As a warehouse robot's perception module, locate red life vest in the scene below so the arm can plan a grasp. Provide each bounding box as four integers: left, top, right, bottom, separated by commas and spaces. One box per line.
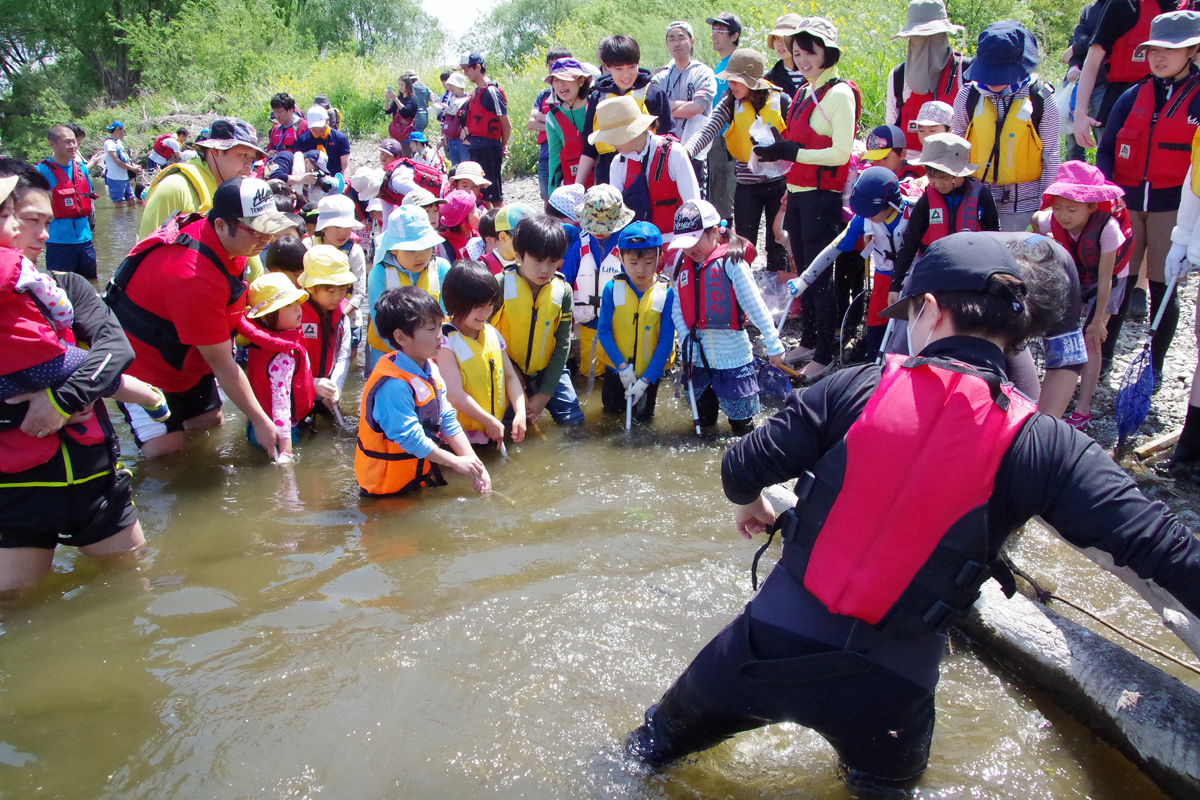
1107, 0, 1159, 84
0, 248, 66, 374
105, 214, 247, 372
621, 137, 684, 236
39, 159, 93, 220
921, 180, 984, 249
1046, 199, 1134, 285
1113, 74, 1200, 190
894, 53, 967, 151
269, 119, 307, 152
536, 90, 552, 145
298, 298, 346, 379
676, 244, 743, 331
440, 229, 471, 263
785, 78, 862, 192
378, 157, 445, 206
481, 252, 505, 275
246, 325, 316, 427
548, 105, 592, 188
0, 406, 108, 474
466, 83, 508, 141
151, 133, 176, 160
776, 354, 1036, 640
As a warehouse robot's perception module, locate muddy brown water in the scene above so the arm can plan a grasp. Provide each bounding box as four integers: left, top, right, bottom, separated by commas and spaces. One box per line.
1, 201, 1196, 799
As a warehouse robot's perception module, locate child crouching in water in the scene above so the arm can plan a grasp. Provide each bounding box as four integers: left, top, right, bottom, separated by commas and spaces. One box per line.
356, 286, 490, 496
243, 273, 315, 463
668, 200, 785, 433
438, 260, 527, 448
597, 222, 676, 421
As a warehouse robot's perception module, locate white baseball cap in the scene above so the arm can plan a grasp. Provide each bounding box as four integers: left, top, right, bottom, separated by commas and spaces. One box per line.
306, 105, 329, 127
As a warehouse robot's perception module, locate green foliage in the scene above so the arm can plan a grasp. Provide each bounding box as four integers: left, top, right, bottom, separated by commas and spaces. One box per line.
465, 0, 579, 66
296, 0, 445, 57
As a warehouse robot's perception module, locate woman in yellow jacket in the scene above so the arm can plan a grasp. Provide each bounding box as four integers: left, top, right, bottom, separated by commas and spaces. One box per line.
684, 49, 793, 278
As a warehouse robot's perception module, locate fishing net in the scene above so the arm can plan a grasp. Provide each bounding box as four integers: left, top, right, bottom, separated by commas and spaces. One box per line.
1114, 343, 1155, 446
757, 359, 791, 402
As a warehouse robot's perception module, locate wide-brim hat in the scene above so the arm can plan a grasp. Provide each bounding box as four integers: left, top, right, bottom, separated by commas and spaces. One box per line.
576, 184, 635, 237
1043, 160, 1125, 204
350, 168, 384, 201
1135, 10, 1200, 57
452, 161, 492, 187
446, 72, 469, 90
879, 231, 1023, 319
767, 13, 804, 49
196, 117, 266, 157
300, 245, 356, 288
892, 0, 964, 39
316, 194, 364, 231
588, 96, 657, 147
965, 20, 1039, 86
247, 273, 309, 319
907, 132, 979, 177
717, 49, 770, 91
380, 205, 445, 253
545, 57, 591, 84
794, 17, 841, 52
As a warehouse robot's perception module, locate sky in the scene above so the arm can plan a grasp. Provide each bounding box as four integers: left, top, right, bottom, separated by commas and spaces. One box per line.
424, 0, 498, 46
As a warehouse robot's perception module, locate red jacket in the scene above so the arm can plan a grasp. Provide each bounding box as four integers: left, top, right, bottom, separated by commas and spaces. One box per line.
1113, 74, 1200, 190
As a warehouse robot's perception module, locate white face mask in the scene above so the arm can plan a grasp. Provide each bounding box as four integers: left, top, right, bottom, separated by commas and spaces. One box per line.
906, 300, 929, 356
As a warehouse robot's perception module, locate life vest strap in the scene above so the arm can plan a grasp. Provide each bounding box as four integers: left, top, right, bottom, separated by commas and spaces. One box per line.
902, 356, 1009, 410
356, 438, 418, 461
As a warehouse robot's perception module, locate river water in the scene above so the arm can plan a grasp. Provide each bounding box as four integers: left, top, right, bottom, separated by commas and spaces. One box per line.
1, 201, 1195, 799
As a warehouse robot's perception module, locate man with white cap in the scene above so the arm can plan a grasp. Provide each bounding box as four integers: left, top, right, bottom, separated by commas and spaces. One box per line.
107, 177, 294, 459
885, 0, 971, 156
294, 106, 351, 177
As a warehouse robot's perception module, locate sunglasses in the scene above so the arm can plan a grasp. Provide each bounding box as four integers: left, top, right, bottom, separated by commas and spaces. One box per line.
236, 222, 273, 240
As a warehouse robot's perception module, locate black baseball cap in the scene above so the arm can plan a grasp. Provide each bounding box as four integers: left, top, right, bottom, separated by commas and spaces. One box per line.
878, 232, 1024, 319
706, 13, 743, 36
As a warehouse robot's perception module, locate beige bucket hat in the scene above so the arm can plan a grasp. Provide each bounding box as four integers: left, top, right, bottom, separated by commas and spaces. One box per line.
767, 13, 803, 50
587, 96, 657, 147
717, 49, 770, 91
908, 133, 979, 177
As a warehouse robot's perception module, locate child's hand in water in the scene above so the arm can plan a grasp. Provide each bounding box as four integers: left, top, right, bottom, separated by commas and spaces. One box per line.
484, 416, 505, 442
510, 416, 527, 443
472, 466, 492, 494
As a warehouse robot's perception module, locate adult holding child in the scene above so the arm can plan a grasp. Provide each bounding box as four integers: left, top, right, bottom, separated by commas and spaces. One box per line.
753, 17, 860, 380
885, 0, 971, 158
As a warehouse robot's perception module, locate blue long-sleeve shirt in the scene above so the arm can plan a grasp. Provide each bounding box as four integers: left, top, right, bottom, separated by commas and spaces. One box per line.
670, 254, 785, 369
560, 231, 616, 331
372, 350, 462, 459
597, 280, 677, 384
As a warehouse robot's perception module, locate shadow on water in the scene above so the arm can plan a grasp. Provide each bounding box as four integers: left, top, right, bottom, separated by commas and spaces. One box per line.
0, 201, 1185, 799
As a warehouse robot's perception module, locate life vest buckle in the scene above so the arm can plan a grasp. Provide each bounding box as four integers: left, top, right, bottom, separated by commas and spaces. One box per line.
954, 560, 986, 588
921, 600, 955, 630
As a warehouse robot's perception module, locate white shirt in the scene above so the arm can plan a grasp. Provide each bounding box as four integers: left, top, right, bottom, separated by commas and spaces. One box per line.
103, 137, 131, 179
607, 134, 701, 241
147, 136, 182, 166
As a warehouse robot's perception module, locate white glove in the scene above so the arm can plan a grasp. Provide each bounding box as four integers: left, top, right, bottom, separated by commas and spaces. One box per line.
626, 377, 650, 405
617, 364, 636, 390
786, 274, 813, 297
1165, 242, 1190, 287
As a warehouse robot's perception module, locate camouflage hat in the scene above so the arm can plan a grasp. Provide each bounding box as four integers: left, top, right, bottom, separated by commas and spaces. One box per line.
575, 184, 635, 238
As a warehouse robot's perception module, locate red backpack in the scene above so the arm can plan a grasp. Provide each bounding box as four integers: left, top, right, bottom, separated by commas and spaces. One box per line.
378, 157, 445, 205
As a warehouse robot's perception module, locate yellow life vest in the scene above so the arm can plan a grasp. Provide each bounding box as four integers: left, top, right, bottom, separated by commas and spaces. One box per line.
724, 90, 786, 164
595, 86, 650, 155
491, 267, 567, 375
965, 92, 1042, 186
366, 262, 443, 353
1191, 128, 1200, 197
145, 161, 217, 213
602, 275, 672, 375
355, 355, 447, 496
442, 323, 507, 433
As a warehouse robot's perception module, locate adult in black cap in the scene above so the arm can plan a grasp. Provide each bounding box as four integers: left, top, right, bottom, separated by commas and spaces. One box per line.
625, 231, 1200, 792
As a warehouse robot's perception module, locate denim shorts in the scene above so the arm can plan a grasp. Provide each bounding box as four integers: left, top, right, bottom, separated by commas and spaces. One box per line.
105, 176, 135, 202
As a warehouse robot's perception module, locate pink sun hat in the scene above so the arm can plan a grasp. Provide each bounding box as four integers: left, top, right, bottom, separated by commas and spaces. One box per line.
440, 189, 477, 229
1043, 161, 1125, 204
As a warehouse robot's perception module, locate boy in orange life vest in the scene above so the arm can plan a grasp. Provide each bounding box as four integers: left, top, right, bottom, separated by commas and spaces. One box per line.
490, 214, 582, 425
590, 96, 700, 242
242, 273, 314, 463
575, 34, 675, 187
298, 245, 355, 414
893, 134, 999, 305
1098, 10, 1200, 391
356, 286, 490, 496
626, 231, 1200, 791
1030, 162, 1129, 430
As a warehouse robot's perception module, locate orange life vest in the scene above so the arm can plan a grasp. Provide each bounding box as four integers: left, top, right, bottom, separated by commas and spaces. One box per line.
355, 354, 448, 496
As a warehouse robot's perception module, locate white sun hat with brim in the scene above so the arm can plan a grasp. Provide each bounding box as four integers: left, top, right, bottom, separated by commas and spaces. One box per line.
316, 194, 364, 232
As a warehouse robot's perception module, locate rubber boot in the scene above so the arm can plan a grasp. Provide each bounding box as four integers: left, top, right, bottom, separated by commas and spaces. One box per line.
729, 417, 755, 435
1169, 405, 1200, 476
1149, 280, 1179, 392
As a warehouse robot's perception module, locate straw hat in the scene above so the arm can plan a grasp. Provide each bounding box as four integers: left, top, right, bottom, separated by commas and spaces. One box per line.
300, 245, 356, 288
717, 49, 770, 91
316, 194, 363, 231
1043, 161, 1125, 204
767, 13, 804, 50
576, 184, 635, 238
247, 273, 309, 319
452, 161, 492, 187
907, 133, 979, 177
587, 96, 657, 147
892, 0, 964, 39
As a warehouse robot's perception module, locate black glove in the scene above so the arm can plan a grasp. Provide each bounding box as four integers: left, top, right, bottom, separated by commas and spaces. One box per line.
752, 128, 800, 163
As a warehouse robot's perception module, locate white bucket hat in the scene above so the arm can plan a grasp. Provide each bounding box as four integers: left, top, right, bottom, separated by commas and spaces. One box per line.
316, 194, 363, 232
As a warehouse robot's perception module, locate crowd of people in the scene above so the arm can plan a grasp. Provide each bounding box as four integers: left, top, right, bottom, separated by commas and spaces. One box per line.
8, 0, 1200, 792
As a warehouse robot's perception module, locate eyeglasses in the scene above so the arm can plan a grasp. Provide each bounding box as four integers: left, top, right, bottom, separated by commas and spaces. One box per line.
236, 222, 271, 240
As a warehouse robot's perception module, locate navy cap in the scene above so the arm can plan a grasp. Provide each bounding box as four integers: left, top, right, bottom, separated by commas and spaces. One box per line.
878, 231, 1024, 319
616, 221, 663, 250
460, 52, 485, 67
706, 12, 743, 36
965, 20, 1039, 87
849, 166, 902, 219
864, 125, 906, 159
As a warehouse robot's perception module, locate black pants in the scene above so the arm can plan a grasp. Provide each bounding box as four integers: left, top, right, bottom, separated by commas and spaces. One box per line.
690, 158, 708, 199
1150, 280, 1180, 376
784, 190, 844, 365
734, 178, 788, 272
631, 612, 935, 781
693, 385, 754, 434
600, 370, 659, 420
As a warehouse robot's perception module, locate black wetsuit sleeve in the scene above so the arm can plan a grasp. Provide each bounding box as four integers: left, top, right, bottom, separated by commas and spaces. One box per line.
892, 194, 930, 292
995, 413, 1200, 616
978, 185, 1000, 232
722, 365, 880, 505
581, 92, 600, 161
646, 83, 674, 139
51, 272, 135, 415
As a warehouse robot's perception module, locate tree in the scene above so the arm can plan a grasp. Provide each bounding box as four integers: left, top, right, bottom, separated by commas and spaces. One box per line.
466, 0, 578, 67
296, 0, 445, 58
